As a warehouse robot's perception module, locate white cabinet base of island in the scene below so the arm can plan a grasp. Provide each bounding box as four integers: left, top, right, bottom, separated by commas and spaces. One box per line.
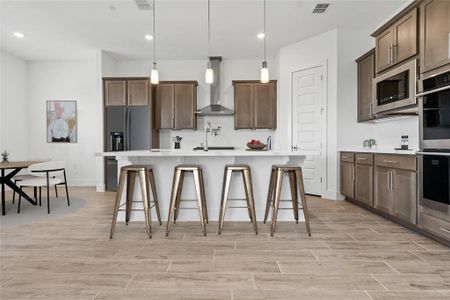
100, 150, 312, 223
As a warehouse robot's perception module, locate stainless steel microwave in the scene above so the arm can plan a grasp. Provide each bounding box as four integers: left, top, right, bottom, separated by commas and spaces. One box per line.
373, 60, 417, 114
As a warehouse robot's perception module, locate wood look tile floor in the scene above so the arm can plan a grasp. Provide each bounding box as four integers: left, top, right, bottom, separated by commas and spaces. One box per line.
1, 187, 449, 300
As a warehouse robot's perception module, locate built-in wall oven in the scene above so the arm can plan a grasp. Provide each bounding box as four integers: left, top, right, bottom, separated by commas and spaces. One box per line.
373, 59, 417, 113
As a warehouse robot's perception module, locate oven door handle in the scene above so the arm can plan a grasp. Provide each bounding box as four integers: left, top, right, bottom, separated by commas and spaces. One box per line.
416, 85, 450, 98
417, 152, 450, 156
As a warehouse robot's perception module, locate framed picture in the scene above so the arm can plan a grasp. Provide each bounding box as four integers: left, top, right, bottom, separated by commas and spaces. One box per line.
46, 100, 77, 143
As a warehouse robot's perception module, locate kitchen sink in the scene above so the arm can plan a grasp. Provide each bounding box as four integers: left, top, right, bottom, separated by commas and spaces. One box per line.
193, 146, 235, 151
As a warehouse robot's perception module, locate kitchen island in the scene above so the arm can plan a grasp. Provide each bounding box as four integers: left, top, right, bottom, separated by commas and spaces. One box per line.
99, 149, 312, 222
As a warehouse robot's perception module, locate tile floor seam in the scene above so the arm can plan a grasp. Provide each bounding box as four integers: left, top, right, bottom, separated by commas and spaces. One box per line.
213, 249, 216, 261
276, 260, 283, 273
165, 260, 172, 273
370, 274, 389, 291
408, 250, 426, 262
363, 290, 375, 300
251, 273, 257, 290
230, 288, 233, 300
310, 250, 320, 261
92, 289, 103, 300
383, 260, 402, 275
124, 273, 137, 289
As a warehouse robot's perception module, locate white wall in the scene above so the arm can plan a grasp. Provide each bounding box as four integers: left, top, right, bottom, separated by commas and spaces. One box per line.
27, 59, 98, 186
276, 29, 339, 199
0, 51, 28, 160
106, 58, 276, 150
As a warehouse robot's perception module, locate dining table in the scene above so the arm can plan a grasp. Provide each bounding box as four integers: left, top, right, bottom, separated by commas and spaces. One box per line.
0, 161, 44, 215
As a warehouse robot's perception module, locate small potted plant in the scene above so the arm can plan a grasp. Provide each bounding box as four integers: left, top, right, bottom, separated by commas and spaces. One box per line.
1, 150, 9, 163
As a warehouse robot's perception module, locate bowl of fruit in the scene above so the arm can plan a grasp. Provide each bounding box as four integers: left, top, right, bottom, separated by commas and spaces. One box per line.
246, 139, 267, 150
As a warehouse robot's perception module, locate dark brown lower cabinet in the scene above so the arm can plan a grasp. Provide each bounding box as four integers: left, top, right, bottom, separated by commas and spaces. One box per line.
374, 166, 392, 214
355, 164, 373, 206
340, 162, 355, 199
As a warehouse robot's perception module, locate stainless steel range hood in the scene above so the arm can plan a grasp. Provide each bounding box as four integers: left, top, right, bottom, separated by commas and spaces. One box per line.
196, 56, 234, 116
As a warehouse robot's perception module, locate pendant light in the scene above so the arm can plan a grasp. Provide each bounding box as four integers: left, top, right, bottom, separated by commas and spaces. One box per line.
205, 0, 214, 84
150, 0, 159, 84
260, 0, 269, 83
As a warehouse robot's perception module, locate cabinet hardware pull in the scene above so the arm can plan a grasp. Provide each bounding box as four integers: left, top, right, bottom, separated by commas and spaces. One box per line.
440, 227, 450, 234
388, 45, 391, 63
369, 103, 373, 117
390, 170, 394, 190
357, 157, 367, 160
352, 166, 355, 181
383, 160, 399, 164
392, 44, 397, 62
387, 170, 391, 190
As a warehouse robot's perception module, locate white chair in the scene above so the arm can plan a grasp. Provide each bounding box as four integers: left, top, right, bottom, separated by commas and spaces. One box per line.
17, 161, 70, 214
12, 175, 60, 204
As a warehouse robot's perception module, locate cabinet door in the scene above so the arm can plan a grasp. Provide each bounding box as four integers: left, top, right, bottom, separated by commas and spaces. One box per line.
127, 80, 149, 106
254, 82, 277, 129
234, 84, 254, 129
174, 83, 196, 129
420, 0, 450, 73
357, 51, 375, 122
340, 162, 355, 199
154, 84, 174, 129
105, 80, 126, 106
392, 169, 417, 224
393, 9, 418, 64
374, 166, 392, 214
376, 28, 394, 73
355, 164, 373, 206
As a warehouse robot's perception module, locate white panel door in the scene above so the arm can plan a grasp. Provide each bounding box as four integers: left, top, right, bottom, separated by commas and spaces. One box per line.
292, 66, 325, 196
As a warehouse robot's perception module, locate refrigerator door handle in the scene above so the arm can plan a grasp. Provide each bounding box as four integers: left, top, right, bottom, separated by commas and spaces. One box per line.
126, 107, 131, 150
124, 107, 129, 150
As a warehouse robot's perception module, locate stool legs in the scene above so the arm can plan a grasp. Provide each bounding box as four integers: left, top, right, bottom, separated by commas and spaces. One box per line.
139, 170, 152, 239
243, 169, 258, 234
295, 169, 311, 236
264, 169, 276, 224
110, 169, 127, 239
166, 169, 182, 237
125, 172, 136, 225
193, 169, 207, 236
271, 170, 284, 237
173, 171, 185, 224
199, 169, 208, 224
218, 168, 232, 235
148, 170, 162, 225
289, 172, 299, 224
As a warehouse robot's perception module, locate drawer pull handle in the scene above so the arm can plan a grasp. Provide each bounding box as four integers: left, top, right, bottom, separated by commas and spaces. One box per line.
357, 157, 367, 160
383, 160, 399, 164
440, 227, 450, 234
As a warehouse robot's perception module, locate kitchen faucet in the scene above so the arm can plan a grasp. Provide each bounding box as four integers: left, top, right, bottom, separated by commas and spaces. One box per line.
203, 122, 221, 151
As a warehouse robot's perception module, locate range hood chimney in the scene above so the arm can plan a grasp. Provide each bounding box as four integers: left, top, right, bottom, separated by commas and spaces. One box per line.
196, 56, 234, 116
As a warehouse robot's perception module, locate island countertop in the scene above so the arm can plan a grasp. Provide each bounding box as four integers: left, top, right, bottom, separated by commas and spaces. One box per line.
99, 149, 315, 157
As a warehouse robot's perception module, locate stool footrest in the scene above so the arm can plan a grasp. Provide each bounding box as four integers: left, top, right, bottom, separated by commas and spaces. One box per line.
227, 206, 250, 209
226, 198, 248, 201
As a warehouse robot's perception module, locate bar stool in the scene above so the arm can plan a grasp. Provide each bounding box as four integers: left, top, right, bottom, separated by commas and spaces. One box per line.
110, 165, 162, 239
264, 165, 311, 237
218, 164, 258, 234
166, 165, 208, 237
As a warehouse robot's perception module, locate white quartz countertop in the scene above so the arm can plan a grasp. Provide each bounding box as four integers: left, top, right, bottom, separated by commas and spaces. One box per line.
99, 149, 315, 157
339, 147, 418, 155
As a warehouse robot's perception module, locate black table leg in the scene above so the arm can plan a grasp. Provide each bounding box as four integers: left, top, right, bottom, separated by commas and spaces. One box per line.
0, 168, 37, 215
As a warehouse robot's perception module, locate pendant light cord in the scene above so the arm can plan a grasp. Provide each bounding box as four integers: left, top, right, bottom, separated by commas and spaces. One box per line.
153, 0, 157, 63
263, 0, 267, 62
208, 0, 211, 59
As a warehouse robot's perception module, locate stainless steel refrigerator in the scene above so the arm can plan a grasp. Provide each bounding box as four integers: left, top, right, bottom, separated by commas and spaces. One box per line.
105, 106, 151, 191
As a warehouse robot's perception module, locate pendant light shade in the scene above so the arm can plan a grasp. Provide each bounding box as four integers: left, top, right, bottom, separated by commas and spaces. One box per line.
260, 61, 269, 83
151, 0, 159, 84
151, 62, 159, 84
205, 0, 213, 84
205, 61, 214, 84
260, 0, 269, 83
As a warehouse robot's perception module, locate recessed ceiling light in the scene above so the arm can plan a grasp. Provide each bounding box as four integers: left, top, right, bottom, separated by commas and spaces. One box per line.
257, 32, 265, 39
145, 34, 153, 41
13, 32, 25, 38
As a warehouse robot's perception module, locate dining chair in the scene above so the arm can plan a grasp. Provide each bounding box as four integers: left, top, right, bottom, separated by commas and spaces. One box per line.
17, 161, 70, 214
12, 175, 59, 204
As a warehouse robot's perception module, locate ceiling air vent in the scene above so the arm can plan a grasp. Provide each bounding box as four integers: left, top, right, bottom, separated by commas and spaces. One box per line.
313, 3, 330, 13
134, 0, 152, 10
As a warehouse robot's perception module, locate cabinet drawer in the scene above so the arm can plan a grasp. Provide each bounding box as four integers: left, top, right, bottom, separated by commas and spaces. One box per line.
375, 154, 416, 171
355, 153, 374, 165
341, 152, 354, 163
419, 212, 450, 241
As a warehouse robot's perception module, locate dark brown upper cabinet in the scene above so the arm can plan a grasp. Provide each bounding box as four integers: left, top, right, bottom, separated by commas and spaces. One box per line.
374, 8, 417, 73
420, 0, 450, 74
356, 49, 375, 122
154, 81, 197, 130
233, 80, 277, 130
104, 79, 150, 107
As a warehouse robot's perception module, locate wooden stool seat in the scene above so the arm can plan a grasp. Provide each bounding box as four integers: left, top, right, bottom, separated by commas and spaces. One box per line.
110, 165, 162, 239
218, 164, 257, 234
166, 165, 208, 236
264, 165, 311, 237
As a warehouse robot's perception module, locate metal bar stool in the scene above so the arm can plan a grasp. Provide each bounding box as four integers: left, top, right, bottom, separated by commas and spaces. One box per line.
166, 165, 208, 237
264, 165, 311, 237
218, 164, 258, 235
110, 165, 162, 239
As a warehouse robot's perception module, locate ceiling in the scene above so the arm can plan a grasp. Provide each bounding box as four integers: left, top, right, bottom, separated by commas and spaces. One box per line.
1, 0, 406, 61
